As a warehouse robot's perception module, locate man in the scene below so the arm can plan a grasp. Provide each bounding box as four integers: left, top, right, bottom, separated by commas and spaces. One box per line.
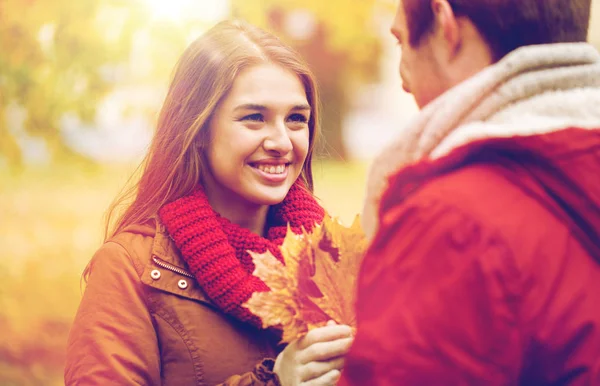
341, 0, 600, 384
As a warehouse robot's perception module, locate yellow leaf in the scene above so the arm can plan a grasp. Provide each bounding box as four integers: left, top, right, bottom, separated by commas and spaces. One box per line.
243, 214, 367, 343
306, 215, 366, 328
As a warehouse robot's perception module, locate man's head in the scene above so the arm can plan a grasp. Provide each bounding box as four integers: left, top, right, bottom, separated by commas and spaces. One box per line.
392, 0, 593, 108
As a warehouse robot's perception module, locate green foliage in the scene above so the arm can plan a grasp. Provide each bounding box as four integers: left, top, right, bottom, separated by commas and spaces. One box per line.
0, 0, 389, 165
0, 0, 147, 166
0, 0, 210, 167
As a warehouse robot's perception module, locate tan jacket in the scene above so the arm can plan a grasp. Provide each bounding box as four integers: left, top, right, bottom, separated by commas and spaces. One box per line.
65, 220, 281, 385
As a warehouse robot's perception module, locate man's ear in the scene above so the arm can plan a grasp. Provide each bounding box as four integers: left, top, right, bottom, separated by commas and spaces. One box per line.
431, 0, 461, 60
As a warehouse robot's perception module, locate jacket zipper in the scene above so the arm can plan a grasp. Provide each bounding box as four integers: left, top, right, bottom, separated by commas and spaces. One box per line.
152, 256, 195, 279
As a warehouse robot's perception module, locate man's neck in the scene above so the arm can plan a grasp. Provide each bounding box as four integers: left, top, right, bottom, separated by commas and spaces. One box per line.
448, 19, 494, 90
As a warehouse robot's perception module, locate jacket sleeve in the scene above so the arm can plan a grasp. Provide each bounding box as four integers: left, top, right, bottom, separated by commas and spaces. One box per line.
65, 241, 161, 385
218, 359, 281, 386
340, 198, 523, 386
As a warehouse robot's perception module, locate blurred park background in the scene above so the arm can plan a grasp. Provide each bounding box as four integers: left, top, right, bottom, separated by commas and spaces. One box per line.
2, 0, 600, 384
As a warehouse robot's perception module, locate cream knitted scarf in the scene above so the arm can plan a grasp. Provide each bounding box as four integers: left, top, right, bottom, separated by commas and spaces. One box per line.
363, 43, 600, 240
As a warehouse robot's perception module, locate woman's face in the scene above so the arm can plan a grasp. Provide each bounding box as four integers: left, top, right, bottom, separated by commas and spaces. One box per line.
203, 63, 311, 210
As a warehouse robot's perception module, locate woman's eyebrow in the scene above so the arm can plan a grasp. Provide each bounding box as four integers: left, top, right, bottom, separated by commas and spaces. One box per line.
233, 103, 267, 112
291, 104, 311, 111
233, 103, 311, 112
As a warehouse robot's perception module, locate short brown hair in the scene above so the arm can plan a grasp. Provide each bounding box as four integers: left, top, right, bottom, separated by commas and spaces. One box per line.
403, 0, 592, 61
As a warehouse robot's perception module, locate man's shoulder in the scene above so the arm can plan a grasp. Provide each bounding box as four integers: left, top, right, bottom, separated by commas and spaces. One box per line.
384, 162, 552, 238
415, 163, 522, 212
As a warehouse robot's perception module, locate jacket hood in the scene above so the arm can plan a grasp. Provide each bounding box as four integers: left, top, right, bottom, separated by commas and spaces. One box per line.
495, 128, 600, 262
384, 127, 600, 263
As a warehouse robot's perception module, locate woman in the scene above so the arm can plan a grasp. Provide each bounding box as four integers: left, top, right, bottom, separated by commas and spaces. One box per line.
65, 20, 353, 385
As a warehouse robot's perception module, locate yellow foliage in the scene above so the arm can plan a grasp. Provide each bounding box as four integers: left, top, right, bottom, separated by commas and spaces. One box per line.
243, 214, 367, 343
232, 0, 386, 83
0, 0, 191, 165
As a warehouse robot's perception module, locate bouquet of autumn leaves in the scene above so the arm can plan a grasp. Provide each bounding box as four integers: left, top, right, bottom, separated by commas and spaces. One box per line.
243, 215, 368, 343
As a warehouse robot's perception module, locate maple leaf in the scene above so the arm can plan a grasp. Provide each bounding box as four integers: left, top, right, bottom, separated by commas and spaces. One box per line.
306, 215, 366, 328
243, 215, 367, 343
244, 227, 330, 343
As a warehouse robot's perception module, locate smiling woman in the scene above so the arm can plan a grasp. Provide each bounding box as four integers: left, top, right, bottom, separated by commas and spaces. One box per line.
64, 19, 354, 386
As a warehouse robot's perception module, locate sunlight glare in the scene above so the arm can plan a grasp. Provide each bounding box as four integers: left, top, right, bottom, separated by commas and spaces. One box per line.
142, 0, 229, 22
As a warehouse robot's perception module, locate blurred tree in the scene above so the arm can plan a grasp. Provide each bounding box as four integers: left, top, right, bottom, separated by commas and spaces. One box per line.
0, 0, 141, 165
0, 0, 386, 166
0, 0, 151, 167
231, 0, 383, 160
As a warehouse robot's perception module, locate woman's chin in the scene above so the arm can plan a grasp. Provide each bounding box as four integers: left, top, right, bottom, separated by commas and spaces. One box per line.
245, 185, 290, 206
253, 194, 287, 206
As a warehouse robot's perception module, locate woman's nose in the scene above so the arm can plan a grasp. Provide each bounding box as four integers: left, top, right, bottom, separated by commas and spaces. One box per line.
263, 121, 293, 154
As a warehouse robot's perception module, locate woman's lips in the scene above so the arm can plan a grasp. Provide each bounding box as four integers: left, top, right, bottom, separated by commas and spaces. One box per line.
249, 162, 289, 183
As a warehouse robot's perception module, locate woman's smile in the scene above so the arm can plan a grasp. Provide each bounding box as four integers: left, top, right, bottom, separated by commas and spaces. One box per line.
248, 160, 291, 183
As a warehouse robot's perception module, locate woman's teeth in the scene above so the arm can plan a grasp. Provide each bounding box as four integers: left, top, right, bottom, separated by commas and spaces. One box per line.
256, 164, 286, 174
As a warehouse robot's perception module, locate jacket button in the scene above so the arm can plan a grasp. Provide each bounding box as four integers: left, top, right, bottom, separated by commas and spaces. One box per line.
150, 270, 161, 280
178, 279, 188, 289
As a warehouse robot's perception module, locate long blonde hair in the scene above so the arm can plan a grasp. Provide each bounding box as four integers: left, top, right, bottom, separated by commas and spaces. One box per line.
105, 20, 321, 240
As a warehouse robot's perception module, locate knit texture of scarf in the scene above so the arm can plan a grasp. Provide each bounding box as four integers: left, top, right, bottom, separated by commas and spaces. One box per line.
362, 42, 600, 240
158, 181, 325, 328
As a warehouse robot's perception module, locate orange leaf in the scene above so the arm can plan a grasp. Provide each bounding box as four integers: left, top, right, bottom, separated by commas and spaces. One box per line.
243, 215, 367, 343
306, 215, 366, 328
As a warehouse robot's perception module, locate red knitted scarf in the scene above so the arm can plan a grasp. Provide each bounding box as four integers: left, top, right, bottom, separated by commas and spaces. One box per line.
158, 181, 325, 328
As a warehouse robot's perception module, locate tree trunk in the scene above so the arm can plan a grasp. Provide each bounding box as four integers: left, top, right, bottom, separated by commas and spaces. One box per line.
318, 82, 347, 160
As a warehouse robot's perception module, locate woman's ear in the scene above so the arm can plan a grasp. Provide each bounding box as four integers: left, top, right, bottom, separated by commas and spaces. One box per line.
431, 0, 462, 60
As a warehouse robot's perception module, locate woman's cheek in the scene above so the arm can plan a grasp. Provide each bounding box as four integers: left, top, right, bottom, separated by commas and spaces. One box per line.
293, 128, 310, 159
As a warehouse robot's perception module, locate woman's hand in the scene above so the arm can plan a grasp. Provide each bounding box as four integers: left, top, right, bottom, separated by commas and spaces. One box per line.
274, 321, 354, 386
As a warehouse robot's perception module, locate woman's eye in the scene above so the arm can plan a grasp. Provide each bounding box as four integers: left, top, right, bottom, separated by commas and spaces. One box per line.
241, 113, 264, 122
288, 113, 308, 123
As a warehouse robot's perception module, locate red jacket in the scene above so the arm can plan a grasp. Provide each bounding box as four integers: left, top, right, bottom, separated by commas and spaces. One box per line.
341, 128, 600, 385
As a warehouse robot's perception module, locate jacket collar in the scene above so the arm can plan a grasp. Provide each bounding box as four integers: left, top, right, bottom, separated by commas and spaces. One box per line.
118, 218, 192, 271
122, 218, 215, 306
151, 218, 186, 268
